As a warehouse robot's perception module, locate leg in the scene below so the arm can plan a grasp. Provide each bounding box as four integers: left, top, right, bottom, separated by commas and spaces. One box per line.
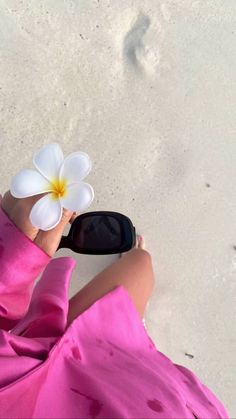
66, 242, 155, 330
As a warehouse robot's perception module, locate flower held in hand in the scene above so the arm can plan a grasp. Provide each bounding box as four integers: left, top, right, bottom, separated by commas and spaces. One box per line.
10, 143, 94, 231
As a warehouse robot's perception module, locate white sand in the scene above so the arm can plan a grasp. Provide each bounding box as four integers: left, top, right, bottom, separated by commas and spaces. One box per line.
0, 0, 235, 415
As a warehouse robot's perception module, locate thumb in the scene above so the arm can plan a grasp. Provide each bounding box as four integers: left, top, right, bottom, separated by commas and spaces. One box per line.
69, 211, 78, 224
34, 207, 74, 257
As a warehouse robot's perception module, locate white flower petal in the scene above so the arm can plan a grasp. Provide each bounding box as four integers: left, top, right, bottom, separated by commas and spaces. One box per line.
60, 182, 94, 212
10, 169, 54, 198
59, 151, 92, 184
33, 143, 64, 182
29, 194, 63, 231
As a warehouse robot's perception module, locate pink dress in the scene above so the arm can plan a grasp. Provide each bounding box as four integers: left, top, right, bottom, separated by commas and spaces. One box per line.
0, 205, 229, 419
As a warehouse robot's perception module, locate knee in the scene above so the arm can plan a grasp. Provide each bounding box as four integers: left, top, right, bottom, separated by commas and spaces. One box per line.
132, 247, 152, 263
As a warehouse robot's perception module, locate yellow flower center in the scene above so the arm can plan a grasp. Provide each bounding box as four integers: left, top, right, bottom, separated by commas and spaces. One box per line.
50, 178, 67, 200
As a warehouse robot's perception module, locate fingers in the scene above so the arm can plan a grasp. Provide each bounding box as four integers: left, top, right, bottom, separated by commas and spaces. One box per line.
34, 207, 74, 257
1, 190, 51, 239
1, 189, 80, 257
1, 190, 78, 224
1, 190, 48, 217
1, 190, 18, 213
0, 191, 39, 240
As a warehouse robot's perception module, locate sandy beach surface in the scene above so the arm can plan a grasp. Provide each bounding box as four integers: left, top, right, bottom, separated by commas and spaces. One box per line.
0, 0, 235, 416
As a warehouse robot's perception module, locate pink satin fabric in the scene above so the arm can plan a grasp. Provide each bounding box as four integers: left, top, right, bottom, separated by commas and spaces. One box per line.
0, 205, 229, 418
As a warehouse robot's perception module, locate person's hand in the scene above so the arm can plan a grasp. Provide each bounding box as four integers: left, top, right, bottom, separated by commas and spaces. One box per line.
0, 190, 78, 257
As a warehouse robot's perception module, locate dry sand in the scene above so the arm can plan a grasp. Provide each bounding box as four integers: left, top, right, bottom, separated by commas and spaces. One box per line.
0, 0, 235, 415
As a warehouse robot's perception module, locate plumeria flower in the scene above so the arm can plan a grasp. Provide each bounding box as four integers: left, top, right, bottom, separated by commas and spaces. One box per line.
10, 143, 94, 231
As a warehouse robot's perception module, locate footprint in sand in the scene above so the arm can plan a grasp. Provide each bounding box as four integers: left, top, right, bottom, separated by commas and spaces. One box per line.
123, 12, 161, 75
